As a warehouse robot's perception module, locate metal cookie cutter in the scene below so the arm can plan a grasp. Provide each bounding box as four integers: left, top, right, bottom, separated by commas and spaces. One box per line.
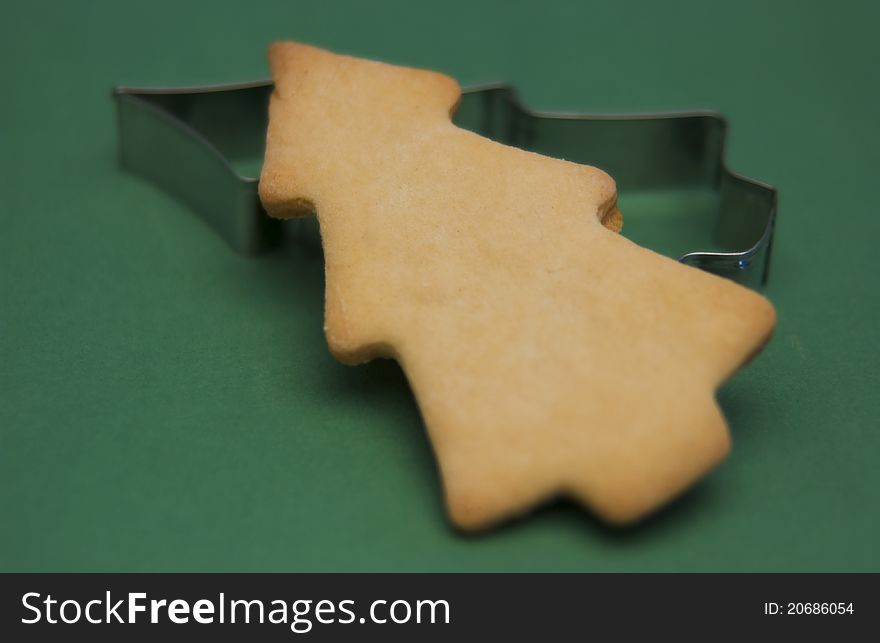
112, 81, 777, 287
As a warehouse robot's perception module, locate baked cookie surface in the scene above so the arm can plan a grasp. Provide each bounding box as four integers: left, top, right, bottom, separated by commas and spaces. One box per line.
259, 42, 776, 530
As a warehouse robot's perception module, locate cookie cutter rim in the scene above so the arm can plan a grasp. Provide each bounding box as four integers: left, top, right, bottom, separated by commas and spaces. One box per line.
112, 80, 777, 288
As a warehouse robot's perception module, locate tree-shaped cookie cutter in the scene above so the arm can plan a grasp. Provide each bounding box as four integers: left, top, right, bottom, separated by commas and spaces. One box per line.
112, 80, 776, 287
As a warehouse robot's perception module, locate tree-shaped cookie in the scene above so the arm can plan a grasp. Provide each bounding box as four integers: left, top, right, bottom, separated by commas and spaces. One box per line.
259, 42, 776, 530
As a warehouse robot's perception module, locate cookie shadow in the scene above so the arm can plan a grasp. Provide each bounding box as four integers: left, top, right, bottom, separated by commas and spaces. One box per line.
494, 477, 719, 546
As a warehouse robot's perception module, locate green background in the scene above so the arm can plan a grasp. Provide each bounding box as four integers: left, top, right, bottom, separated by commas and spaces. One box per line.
2, 0, 878, 571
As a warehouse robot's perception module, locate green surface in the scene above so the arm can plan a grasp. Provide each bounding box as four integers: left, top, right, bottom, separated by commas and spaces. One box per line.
2, 0, 879, 572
